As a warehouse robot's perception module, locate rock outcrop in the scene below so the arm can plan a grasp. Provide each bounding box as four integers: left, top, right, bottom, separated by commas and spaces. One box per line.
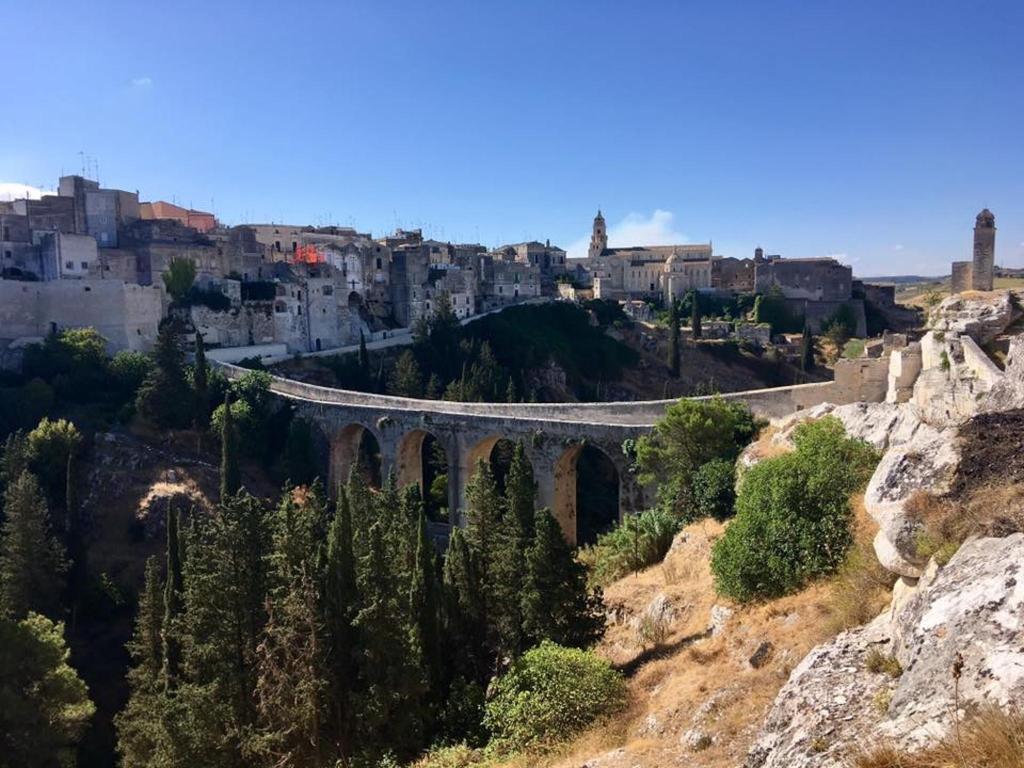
746, 534, 1024, 767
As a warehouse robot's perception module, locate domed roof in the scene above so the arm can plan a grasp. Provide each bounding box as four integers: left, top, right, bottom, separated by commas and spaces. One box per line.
976, 208, 995, 227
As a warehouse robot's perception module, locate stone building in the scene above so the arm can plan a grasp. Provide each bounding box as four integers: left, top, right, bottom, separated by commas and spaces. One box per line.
140, 200, 217, 233
951, 209, 996, 293
581, 210, 716, 302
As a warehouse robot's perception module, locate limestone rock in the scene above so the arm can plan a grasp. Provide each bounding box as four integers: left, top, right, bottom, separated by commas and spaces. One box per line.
745, 534, 1024, 766
708, 604, 734, 637
882, 534, 1024, 750
863, 426, 960, 574
928, 291, 1020, 345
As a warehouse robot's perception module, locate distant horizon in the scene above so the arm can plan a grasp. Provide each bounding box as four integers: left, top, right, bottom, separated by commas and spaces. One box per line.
3, 2, 1023, 273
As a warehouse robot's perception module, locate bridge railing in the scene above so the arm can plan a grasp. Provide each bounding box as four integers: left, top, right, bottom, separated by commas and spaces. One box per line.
214, 361, 839, 425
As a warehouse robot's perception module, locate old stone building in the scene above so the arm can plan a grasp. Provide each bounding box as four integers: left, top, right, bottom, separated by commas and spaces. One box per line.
951, 209, 996, 293
582, 210, 716, 301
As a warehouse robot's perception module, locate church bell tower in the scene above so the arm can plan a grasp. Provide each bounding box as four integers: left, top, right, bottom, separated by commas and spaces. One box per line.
588, 209, 608, 259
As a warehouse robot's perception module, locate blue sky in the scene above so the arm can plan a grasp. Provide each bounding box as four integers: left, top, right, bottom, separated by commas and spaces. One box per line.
3, 0, 1023, 275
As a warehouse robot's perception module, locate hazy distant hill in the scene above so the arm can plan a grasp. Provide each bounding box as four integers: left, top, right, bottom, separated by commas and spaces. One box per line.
859, 274, 944, 285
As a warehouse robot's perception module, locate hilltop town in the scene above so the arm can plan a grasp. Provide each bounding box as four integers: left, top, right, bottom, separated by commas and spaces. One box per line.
1, 175, 919, 370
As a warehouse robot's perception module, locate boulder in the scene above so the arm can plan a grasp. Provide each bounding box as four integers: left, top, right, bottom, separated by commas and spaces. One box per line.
863, 426, 960, 575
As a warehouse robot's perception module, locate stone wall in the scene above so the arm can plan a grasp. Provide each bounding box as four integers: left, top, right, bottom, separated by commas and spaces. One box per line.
951, 260, 972, 293
0, 278, 162, 352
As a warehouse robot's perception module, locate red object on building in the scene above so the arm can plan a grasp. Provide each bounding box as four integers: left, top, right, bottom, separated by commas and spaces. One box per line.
139, 200, 217, 233
292, 243, 324, 264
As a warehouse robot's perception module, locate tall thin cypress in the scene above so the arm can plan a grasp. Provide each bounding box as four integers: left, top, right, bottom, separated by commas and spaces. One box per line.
667, 301, 681, 377
193, 330, 209, 429
162, 505, 183, 689
220, 394, 240, 502
409, 511, 442, 705
690, 291, 702, 340
800, 323, 814, 372
325, 485, 358, 758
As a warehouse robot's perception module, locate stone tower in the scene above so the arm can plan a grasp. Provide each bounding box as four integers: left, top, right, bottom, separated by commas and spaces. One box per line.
972, 208, 996, 291
588, 209, 607, 259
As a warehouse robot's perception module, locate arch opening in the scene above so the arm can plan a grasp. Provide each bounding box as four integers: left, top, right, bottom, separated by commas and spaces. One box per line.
330, 423, 382, 491
553, 443, 620, 546
396, 430, 451, 523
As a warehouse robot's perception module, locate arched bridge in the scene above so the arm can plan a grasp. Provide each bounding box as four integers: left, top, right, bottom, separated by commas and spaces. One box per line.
217, 364, 837, 544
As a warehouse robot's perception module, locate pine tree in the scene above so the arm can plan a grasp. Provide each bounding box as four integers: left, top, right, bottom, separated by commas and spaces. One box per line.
324, 486, 358, 759
690, 290, 703, 339
409, 512, 442, 711
521, 508, 604, 649
505, 377, 518, 403
136, 321, 193, 429
389, 349, 423, 398
162, 505, 183, 689
0, 471, 67, 620
425, 373, 442, 400
193, 330, 210, 429
800, 322, 814, 372
667, 301, 681, 377
220, 394, 240, 502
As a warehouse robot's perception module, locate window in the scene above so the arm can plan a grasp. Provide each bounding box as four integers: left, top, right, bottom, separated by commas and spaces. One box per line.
81, 261, 88, 269
275, 301, 287, 313
297, 290, 302, 300
376, 258, 382, 269
297, 306, 302, 315
292, 241, 297, 252
65, 261, 74, 269
275, 241, 281, 252
3, 250, 10, 260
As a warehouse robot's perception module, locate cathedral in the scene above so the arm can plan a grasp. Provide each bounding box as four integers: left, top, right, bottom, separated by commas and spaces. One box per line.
584, 209, 716, 301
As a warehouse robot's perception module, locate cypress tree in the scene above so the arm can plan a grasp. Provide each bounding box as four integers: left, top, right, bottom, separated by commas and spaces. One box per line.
353, 522, 424, 761
690, 290, 703, 339
0, 471, 67, 620
162, 505, 183, 689
463, 459, 504, 600
65, 452, 87, 631
220, 394, 240, 502
521, 508, 604, 649
441, 528, 486, 683
409, 512, 442, 706
505, 377, 518, 404
800, 323, 814, 372
324, 486, 358, 758
136, 321, 192, 429
193, 330, 209, 429
667, 301, 680, 377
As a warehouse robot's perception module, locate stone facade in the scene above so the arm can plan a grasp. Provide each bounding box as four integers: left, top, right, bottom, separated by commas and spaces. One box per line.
950, 209, 997, 293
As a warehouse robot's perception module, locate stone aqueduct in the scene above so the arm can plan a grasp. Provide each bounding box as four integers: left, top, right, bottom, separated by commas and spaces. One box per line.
219, 364, 840, 544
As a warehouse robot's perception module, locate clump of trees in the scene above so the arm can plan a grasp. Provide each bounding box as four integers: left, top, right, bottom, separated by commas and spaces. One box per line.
114, 439, 606, 766
322, 296, 638, 403
710, 416, 880, 602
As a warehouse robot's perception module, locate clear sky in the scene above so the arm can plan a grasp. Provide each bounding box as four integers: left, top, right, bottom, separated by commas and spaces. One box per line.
3, 0, 1023, 275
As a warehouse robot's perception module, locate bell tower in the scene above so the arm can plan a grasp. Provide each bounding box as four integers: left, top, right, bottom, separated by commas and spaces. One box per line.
588, 209, 607, 259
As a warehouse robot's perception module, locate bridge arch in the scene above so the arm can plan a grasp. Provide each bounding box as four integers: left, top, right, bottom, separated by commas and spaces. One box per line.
553, 442, 620, 546
329, 422, 383, 490
396, 429, 455, 522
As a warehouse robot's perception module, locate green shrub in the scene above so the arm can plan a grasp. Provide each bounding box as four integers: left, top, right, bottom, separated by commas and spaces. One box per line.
483, 641, 627, 753
689, 458, 736, 521
579, 507, 679, 586
710, 417, 879, 602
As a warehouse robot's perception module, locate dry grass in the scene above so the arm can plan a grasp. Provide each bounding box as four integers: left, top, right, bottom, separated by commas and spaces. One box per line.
825, 497, 896, 632
854, 706, 1024, 768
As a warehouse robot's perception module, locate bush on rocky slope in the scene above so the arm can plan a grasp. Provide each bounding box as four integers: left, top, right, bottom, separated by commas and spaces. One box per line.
711, 417, 879, 602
